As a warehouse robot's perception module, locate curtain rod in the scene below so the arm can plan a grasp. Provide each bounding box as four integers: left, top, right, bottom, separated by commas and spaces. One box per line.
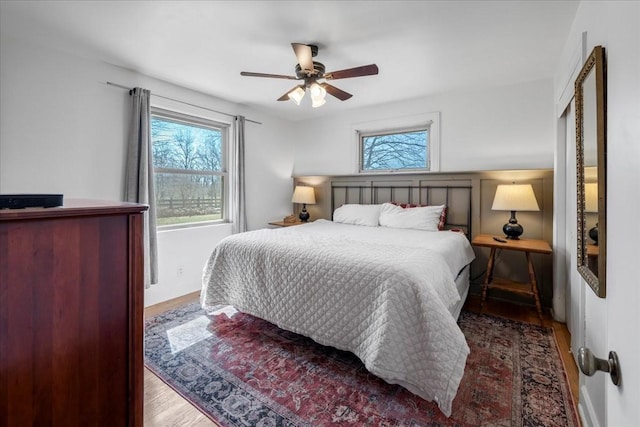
106, 81, 262, 125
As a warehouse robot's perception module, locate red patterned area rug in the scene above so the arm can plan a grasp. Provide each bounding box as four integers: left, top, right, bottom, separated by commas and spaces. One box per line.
144, 302, 578, 426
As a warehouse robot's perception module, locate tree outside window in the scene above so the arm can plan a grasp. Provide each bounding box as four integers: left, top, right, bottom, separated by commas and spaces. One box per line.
359, 127, 430, 172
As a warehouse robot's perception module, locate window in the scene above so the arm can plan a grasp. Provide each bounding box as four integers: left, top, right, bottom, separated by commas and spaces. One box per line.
151, 109, 228, 227
358, 125, 431, 172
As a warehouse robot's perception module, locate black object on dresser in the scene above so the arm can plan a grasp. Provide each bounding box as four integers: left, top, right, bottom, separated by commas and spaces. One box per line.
0, 194, 64, 209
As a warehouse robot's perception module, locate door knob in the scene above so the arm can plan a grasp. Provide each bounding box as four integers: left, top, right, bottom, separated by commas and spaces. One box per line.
578, 347, 621, 386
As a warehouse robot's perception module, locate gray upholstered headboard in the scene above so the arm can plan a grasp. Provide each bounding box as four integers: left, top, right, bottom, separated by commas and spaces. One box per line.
330, 184, 472, 238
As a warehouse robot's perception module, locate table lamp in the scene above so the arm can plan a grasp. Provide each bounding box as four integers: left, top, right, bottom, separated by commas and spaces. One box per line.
291, 185, 316, 222
491, 183, 539, 239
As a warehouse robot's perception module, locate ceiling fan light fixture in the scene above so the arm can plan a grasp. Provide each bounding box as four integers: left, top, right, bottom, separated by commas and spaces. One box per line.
311, 97, 326, 108
309, 82, 325, 98
288, 86, 305, 105
309, 82, 326, 108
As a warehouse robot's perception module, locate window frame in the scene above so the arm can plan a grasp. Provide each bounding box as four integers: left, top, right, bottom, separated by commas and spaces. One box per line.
352, 111, 440, 174
150, 107, 230, 230
357, 124, 432, 173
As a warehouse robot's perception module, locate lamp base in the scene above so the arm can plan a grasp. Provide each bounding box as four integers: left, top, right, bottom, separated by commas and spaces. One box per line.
503, 212, 523, 240
589, 224, 599, 245
503, 222, 523, 239
299, 204, 310, 222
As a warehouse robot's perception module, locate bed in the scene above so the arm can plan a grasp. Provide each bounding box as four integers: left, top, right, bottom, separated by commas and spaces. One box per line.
201, 186, 475, 416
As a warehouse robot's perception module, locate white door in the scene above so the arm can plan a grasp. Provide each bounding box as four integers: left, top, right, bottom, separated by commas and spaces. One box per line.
574, 86, 639, 426
603, 16, 640, 423
606, 219, 640, 425
579, 4, 640, 425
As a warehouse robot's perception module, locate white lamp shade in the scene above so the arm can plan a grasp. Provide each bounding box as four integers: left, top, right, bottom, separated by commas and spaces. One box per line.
311, 97, 326, 108
492, 184, 540, 212
288, 86, 305, 105
309, 82, 325, 99
309, 82, 326, 108
291, 186, 316, 205
585, 183, 598, 213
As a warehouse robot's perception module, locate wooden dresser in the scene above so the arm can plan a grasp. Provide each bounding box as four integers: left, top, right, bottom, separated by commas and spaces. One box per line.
0, 199, 147, 426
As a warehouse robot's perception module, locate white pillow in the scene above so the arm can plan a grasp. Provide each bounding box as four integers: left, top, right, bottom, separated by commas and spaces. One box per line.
378, 202, 444, 231
333, 204, 381, 227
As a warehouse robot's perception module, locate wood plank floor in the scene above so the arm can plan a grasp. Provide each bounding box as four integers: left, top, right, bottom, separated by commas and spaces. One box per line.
143, 292, 579, 426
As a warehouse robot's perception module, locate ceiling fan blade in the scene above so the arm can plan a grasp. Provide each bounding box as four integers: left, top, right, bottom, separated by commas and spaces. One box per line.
324, 64, 379, 80
291, 43, 314, 72
240, 71, 298, 80
322, 83, 353, 101
277, 91, 293, 101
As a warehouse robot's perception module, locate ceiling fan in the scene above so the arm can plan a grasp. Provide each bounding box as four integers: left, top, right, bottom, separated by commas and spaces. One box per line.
240, 43, 379, 108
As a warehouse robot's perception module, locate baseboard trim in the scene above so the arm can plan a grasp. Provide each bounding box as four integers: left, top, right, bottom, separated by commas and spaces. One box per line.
144, 291, 201, 318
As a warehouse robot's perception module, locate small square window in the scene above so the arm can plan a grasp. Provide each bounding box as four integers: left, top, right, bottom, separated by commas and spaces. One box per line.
359, 126, 430, 172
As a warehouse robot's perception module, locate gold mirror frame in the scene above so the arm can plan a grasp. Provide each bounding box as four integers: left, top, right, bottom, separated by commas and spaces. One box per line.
576, 45, 606, 297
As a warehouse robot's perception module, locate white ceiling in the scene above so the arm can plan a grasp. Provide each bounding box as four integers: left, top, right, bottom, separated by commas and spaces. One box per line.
0, 1, 579, 121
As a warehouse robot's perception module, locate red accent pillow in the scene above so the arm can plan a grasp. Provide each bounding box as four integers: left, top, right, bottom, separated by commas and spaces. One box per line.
390, 202, 447, 230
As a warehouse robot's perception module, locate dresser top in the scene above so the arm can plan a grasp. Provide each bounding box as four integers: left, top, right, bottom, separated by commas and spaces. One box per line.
0, 198, 148, 221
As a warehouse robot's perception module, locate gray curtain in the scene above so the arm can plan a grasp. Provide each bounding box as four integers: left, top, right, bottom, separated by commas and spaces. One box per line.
125, 87, 158, 287
231, 115, 247, 233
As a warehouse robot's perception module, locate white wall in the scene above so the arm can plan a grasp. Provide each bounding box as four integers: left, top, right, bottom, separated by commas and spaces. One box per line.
555, 2, 640, 426
292, 79, 555, 175
145, 223, 233, 307
0, 36, 296, 307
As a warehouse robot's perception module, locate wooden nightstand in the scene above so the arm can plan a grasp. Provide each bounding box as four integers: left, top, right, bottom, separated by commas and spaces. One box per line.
268, 220, 307, 227
471, 234, 552, 321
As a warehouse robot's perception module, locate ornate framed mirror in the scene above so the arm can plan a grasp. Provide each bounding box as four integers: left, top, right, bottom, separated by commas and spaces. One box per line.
576, 45, 606, 297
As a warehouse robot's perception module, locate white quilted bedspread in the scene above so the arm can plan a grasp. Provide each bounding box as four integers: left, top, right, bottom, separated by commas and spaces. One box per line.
201, 220, 476, 416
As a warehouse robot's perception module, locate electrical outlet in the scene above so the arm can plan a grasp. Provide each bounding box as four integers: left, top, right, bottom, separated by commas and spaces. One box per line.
177, 266, 184, 277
